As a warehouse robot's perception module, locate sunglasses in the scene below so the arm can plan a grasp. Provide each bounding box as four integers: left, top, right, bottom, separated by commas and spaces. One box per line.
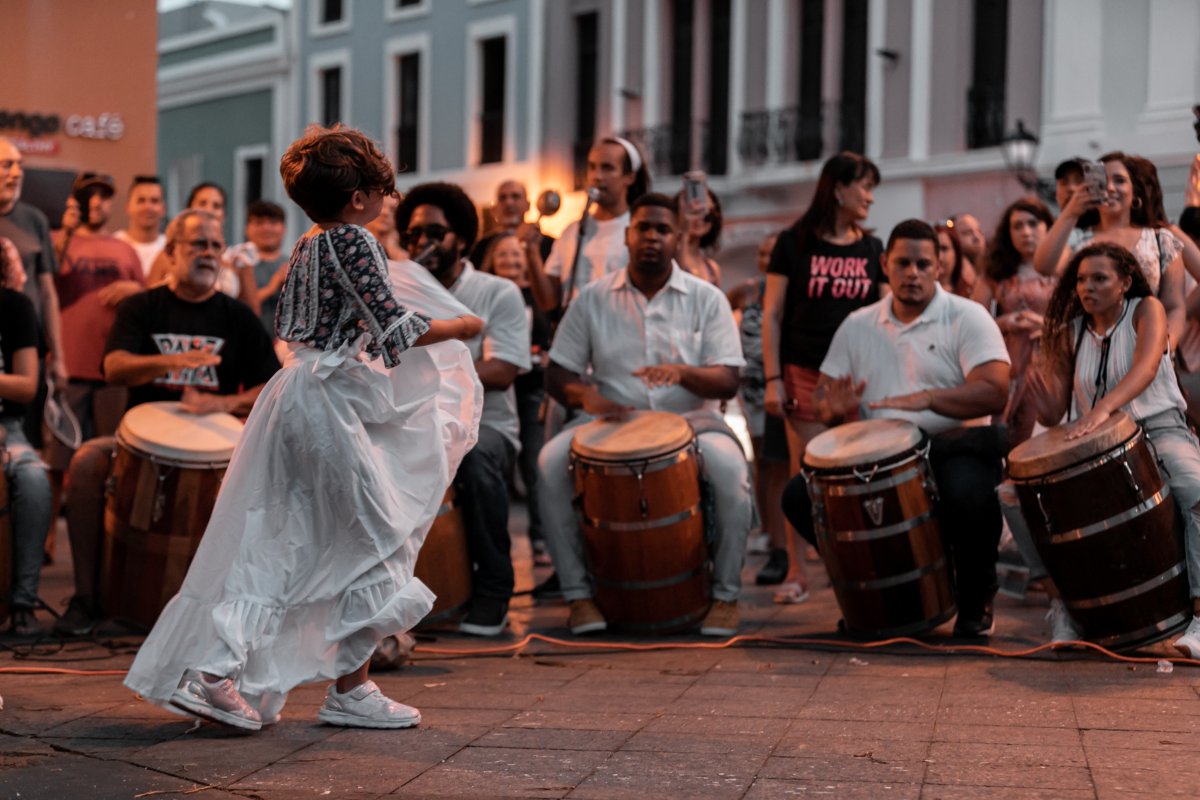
400, 224, 451, 249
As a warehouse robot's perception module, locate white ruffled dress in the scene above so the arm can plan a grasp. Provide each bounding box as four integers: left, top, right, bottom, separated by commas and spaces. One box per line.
124, 244, 481, 723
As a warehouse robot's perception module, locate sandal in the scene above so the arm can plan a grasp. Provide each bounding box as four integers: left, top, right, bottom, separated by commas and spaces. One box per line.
772, 582, 809, 604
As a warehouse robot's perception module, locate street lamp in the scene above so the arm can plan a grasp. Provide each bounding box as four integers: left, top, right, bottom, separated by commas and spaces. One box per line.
1001, 119, 1056, 204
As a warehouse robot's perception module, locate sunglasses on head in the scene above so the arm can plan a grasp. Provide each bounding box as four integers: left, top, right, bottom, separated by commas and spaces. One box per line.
400, 224, 451, 248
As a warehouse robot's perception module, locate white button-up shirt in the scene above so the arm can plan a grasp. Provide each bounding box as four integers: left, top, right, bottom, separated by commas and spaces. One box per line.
549, 263, 745, 413
448, 262, 532, 450
820, 285, 1010, 434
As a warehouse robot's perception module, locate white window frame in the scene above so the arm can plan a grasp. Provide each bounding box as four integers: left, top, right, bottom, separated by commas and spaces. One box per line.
383, 33, 432, 176
465, 15, 518, 166
384, 0, 431, 23
308, 48, 352, 127
309, 0, 352, 38
233, 143, 271, 234
167, 153, 204, 218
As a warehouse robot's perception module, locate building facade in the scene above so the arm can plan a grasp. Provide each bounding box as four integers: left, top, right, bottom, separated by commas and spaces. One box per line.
157, 0, 294, 241
159, 0, 1200, 283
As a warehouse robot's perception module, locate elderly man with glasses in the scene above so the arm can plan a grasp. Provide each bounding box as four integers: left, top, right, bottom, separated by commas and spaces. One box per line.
54, 209, 281, 638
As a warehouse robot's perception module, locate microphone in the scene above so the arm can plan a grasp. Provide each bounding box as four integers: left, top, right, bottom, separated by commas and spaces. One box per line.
411, 242, 439, 267
562, 188, 602, 314
585, 187, 601, 205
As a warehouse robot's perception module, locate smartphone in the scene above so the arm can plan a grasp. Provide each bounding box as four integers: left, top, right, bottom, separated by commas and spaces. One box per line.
682, 170, 708, 213
1081, 160, 1107, 201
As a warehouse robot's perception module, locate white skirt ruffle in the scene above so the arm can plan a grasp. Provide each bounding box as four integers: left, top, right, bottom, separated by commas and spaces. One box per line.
124, 334, 481, 722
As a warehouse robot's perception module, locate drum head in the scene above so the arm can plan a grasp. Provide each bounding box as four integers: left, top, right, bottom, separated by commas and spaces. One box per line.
804, 419, 923, 469
1008, 410, 1137, 479
117, 401, 243, 464
571, 411, 693, 461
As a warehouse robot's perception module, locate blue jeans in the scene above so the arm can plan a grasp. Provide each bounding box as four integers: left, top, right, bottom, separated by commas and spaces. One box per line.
3, 417, 52, 609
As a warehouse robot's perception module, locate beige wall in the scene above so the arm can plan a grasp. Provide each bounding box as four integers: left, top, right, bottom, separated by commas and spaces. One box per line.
0, 0, 157, 228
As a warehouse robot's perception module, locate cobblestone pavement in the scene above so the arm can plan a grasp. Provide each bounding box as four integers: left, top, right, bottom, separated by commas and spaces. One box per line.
3, 514, 1198, 799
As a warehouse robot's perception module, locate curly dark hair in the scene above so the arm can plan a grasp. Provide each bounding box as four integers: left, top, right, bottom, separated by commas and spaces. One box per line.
981, 197, 1054, 282
793, 152, 880, 252
1042, 242, 1152, 368
280, 124, 395, 222
395, 182, 480, 252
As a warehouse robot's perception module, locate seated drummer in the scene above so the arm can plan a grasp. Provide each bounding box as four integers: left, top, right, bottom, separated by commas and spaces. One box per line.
537, 192, 751, 637
54, 209, 280, 637
1, 281, 53, 637
1023, 242, 1200, 656
780, 219, 1011, 638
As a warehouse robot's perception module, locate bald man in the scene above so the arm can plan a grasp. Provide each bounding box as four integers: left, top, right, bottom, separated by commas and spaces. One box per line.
469, 180, 554, 266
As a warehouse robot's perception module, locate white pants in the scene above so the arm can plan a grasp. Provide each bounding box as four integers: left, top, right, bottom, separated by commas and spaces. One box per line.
537, 412, 752, 603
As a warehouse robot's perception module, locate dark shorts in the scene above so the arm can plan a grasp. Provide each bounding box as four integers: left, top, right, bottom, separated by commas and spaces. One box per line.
762, 412, 790, 463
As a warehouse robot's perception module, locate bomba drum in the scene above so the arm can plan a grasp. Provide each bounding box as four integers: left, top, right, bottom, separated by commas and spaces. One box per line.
412, 486, 472, 628
803, 419, 956, 638
1007, 411, 1191, 649
101, 401, 243, 629
570, 411, 710, 632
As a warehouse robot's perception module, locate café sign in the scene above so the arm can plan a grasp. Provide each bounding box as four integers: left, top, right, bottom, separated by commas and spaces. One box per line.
0, 108, 125, 142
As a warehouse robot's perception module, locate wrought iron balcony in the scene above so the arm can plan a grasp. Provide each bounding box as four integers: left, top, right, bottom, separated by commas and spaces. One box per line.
737, 106, 823, 167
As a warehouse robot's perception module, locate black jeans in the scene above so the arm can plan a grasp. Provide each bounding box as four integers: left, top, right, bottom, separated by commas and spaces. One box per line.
455, 425, 517, 601
782, 425, 1004, 614
515, 379, 545, 542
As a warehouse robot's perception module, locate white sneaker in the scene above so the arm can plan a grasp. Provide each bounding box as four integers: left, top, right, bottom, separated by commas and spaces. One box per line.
1172, 615, 1200, 659
169, 669, 262, 731
317, 680, 420, 729
1047, 598, 1083, 644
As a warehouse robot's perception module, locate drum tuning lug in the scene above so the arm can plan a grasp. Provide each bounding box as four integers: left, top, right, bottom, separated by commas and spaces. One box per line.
1121, 459, 1142, 499
640, 496, 650, 518
1036, 491, 1053, 532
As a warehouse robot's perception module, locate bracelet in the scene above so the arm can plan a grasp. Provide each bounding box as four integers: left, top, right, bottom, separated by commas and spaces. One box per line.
765, 375, 783, 383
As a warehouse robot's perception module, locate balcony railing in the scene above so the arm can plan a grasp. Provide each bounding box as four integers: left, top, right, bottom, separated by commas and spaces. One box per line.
737, 106, 823, 166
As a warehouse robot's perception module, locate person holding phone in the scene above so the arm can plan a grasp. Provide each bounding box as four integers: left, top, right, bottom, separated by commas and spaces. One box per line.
1034, 152, 1189, 345
675, 172, 722, 287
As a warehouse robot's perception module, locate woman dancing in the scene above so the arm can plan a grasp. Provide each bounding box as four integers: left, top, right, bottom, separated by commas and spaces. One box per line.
124, 125, 483, 730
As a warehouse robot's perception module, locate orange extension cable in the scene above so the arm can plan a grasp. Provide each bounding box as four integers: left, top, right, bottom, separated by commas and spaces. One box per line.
2, 633, 1198, 677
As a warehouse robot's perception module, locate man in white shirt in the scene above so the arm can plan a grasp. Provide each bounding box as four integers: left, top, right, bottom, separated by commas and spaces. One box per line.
782, 219, 1011, 637
115, 176, 166, 277
538, 193, 751, 637
528, 137, 650, 313
396, 182, 532, 637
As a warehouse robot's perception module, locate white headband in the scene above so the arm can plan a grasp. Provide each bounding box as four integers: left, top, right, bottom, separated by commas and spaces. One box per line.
609, 136, 643, 174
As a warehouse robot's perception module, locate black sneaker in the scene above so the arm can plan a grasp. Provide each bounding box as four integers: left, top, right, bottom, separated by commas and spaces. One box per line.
755, 548, 789, 585
53, 596, 99, 638
458, 596, 509, 637
952, 599, 996, 638
8, 606, 40, 638
532, 572, 562, 601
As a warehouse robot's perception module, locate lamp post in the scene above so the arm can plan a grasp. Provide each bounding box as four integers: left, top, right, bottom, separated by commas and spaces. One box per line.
1001, 119, 1056, 205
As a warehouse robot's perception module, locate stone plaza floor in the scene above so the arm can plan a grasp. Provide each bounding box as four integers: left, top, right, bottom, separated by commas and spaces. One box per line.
3, 512, 1200, 799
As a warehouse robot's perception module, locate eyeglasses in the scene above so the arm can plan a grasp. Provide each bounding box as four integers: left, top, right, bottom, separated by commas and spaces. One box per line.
401, 224, 451, 249
184, 238, 224, 252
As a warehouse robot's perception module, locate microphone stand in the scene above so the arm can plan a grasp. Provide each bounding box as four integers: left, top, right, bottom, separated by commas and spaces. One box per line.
560, 188, 599, 318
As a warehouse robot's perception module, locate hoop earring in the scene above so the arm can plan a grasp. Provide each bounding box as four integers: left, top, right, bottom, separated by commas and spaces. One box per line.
1132, 197, 1143, 210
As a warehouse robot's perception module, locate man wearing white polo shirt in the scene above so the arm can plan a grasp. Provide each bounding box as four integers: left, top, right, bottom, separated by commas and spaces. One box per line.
537, 193, 751, 637
781, 219, 1011, 638
397, 182, 532, 638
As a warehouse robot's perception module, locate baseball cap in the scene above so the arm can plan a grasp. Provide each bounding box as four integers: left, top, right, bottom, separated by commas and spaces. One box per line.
71, 171, 116, 197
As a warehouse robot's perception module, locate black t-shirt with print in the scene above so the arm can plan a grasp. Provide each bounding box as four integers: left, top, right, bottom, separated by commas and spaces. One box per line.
768, 229, 885, 369
0, 289, 39, 420
104, 286, 281, 410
